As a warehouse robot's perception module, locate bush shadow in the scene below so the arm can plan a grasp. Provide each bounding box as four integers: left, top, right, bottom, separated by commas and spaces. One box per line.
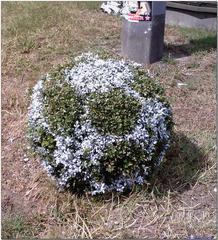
149, 132, 206, 196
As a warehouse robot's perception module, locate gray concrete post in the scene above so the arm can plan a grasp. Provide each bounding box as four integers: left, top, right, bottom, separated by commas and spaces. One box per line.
121, 1, 166, 64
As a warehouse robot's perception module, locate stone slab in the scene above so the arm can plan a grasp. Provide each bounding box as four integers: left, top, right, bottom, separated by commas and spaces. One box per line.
166, 8, 217, 31
121, 14, 166, 64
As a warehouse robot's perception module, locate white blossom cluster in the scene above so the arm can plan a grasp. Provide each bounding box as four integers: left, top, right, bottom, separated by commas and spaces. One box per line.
28, 52, 172, 195
101, 1, 130, 16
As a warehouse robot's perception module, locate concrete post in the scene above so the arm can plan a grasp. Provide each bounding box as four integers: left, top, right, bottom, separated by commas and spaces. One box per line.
121, 1, 166, 64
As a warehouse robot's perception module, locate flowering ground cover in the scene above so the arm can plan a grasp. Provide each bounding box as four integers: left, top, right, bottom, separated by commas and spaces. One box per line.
28, 52, 172, 195
1, 2, 216, 239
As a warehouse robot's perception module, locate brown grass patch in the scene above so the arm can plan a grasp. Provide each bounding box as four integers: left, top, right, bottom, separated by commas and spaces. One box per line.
1, 2, 216, 239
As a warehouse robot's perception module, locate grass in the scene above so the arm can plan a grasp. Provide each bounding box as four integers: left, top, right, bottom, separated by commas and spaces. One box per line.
2, 215, 34, 238
164, 26, 217, 55
1, 2, 216, 239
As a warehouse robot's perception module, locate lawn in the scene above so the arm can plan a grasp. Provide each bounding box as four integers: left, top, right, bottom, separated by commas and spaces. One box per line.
1, 2, 216, 239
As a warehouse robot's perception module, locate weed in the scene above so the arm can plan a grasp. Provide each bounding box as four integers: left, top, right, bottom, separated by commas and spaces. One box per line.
2, 216, 33, 239
162, 54, 176, 64
186, 62, 200, 69
17, 35, 39, 54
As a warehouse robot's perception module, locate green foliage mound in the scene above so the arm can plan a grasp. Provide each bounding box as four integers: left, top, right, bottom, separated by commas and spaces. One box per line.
28, 52, 172, 195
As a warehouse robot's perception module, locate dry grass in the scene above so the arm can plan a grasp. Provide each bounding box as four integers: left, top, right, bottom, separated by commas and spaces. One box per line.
1, 2, 217, 239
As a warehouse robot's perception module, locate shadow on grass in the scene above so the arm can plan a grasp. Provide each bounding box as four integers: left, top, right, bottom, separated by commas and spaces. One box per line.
164, 34, 217, 58
149, 132, 206, 197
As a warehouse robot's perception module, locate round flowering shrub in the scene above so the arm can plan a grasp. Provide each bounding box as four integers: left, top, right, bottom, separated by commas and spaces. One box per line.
28, 52, 172, 195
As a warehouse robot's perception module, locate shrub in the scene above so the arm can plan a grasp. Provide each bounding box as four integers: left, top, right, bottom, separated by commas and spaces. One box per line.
28, 52, 173, 195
